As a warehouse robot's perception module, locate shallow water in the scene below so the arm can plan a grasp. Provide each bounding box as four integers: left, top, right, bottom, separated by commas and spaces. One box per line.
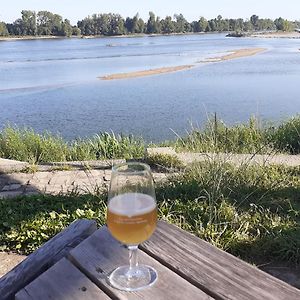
0, 34, 300, 142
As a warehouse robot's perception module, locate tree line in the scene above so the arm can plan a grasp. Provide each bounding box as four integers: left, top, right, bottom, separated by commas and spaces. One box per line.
0, 10, 298, 37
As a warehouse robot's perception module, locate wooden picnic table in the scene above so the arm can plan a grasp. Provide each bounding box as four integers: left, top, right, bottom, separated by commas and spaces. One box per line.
10, 221, 300, 299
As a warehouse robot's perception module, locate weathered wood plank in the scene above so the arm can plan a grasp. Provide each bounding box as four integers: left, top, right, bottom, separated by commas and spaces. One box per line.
140, 221, 300, 300
0, 219, 97, 300
69, 226, 212, 300
15, 258, 110, 300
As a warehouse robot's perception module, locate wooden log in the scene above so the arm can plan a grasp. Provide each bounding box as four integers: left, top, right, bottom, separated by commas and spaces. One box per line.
15, 258, 110, 300
69, 226, 212, 300
140, 221, 300, 300
0, 219, 97, 300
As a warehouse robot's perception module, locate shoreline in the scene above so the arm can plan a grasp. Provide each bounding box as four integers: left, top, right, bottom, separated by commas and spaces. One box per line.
100, 48, 266, 80
250, 31, 300, 39
0, 35, 71, 41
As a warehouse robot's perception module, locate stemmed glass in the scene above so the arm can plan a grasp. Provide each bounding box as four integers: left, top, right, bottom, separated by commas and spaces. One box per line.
107, 162, 158, 291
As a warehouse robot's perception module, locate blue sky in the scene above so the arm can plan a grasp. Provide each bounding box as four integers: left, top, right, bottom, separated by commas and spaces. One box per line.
1, 0, 300, 25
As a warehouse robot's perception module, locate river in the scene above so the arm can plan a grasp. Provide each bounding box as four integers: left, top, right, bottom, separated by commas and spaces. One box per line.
0, 33, 300, 142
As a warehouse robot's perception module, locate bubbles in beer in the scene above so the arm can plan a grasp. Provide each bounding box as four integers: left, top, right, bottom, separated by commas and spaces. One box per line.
108, 193, 156, 218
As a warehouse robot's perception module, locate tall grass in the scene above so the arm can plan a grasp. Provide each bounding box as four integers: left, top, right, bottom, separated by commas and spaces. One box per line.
174, 114, 300, 155
174, 114, 270, 154
156, 160, 300, 263
1, 114, 300, 164
0, 126, 145, 164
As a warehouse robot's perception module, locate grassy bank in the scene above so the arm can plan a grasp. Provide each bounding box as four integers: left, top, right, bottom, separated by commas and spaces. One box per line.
1, 115, 300, 164
174, 114, 300, 154
0, 127, 144, 164
1, 161, 300, 266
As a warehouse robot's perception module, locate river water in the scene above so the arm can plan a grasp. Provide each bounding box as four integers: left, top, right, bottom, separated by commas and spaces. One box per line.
0, 34, 300, 142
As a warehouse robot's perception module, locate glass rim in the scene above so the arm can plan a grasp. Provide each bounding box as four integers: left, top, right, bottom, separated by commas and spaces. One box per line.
112, 162, 151, 174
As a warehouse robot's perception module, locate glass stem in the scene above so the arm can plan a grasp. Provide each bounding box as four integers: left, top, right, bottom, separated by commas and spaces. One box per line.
128, 245, 138, 278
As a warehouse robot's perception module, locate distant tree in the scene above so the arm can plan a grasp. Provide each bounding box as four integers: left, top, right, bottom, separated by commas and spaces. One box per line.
0, 22, 9, 36
160, 16, 175, 34
192, 17, 208, 32
146, 12, 161, 34
250, 15, 259, 30
207, 19, 217, 31
37, 11, 64, 36
125, 13, 140, 33
174, 13, 190, 32
12, 18, 25, 35
61, 19, 73, 37
109, 14, 125, 35
235, 18, 244, 31
243, 20, 253, 31
136, 17, 145, 33
72, 26, 81, 36
21, 10, 37, 35
257, 18, 276, 31
77, 17, 94, 35
37, 11, 53, 35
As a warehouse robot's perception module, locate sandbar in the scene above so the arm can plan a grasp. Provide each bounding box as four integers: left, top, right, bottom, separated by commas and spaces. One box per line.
100, 65, 194, 80
203, 48, 266, 63
100, 48, 266, 80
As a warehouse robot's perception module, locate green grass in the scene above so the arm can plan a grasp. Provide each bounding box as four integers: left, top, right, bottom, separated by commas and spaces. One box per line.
0, 126, 145, 164
1, 115, 300, 164
1, 161, 300, 266
174, 114, 300, 155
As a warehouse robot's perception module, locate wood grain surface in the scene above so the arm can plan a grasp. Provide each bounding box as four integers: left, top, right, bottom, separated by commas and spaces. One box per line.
15, 258, 110, 300
0, 219, 97, 300
140, 221, 300, 300
69, 226, 212, 300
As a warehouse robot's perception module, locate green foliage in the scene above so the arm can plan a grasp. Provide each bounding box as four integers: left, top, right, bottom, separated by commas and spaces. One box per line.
175, 116, 268, 154
2, 11, 298, 37
0, 194, 107, 254
80, 132, 145, 160
269, 116, 300, 154
157, 161, 300, 263
0, 126, 144, 163
0, 126, 68, 164
146, 153, 184, 171
0, 22, 9, 36
1, 161, 300, 265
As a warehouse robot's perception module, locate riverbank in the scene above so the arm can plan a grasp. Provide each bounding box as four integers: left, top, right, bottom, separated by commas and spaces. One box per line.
99, 47, 266, 80
1, 115, 300, 165
250, 31, 300, 39
0, 35, 70, 41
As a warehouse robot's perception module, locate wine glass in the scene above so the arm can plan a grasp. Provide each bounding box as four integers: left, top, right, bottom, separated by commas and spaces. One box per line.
107, 162, 158, 291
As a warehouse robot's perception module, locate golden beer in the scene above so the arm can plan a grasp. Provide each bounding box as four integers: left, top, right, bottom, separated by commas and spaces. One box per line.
107, 193, 157, 245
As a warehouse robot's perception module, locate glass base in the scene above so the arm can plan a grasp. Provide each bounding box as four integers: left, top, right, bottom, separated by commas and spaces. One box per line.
108, 265, 158, 291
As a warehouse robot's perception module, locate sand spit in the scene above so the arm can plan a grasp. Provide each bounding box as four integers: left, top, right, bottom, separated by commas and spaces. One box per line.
100, 65, 194, 80
202, 48, 266, 63
100, 48, 266, 80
